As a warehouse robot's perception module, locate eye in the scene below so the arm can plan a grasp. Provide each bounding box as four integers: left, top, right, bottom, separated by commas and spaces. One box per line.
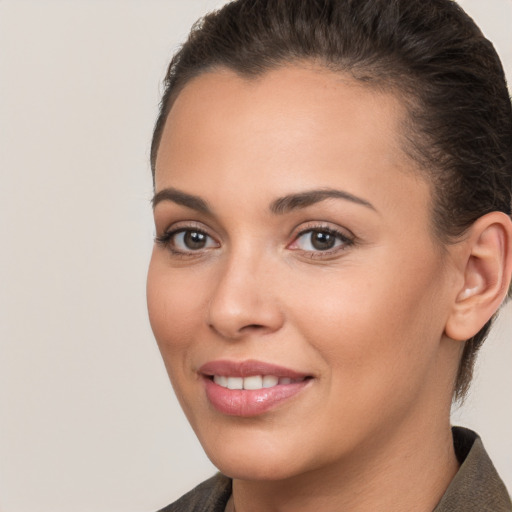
173, 229, 217, 250
156, 228, 219, 254
289, 227, 353, 254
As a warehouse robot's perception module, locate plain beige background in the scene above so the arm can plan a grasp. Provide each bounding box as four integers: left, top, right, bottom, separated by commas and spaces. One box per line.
0, 1, 511, 511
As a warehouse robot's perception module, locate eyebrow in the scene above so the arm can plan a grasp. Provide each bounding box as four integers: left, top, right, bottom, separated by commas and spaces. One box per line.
152, 188, 212, 214
152, 187, 376, 215
270, 188, 376, 214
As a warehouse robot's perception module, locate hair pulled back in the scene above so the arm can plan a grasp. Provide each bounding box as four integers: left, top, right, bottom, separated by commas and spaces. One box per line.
151, 0, 512, 400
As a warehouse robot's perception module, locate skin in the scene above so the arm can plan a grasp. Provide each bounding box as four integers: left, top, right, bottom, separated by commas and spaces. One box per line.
147, 65, 470, 511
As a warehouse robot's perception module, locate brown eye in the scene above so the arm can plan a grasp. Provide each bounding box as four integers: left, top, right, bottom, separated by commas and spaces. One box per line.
310, 231, 336, 250
183, 230, 208, 250
289, 227, 353, 255
166, 229, 219, 252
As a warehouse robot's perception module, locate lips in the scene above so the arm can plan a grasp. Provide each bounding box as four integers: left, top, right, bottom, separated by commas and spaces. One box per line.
199, 360, 312, 417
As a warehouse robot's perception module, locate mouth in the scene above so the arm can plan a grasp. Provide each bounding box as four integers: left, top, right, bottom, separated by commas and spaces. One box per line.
199, 360, 313, 417
210, 374, 308, 390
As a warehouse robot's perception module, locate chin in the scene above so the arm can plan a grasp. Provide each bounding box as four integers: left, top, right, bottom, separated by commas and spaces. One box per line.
199, 432, 311, 481
210, 454, 303, 481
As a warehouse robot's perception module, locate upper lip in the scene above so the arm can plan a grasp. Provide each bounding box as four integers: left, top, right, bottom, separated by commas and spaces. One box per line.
199, 359, 311, 379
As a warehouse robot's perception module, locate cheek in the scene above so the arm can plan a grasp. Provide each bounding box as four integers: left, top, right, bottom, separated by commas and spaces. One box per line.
146, 255, 213, 422
146, 255, 206, 358
287, 251, 447, 395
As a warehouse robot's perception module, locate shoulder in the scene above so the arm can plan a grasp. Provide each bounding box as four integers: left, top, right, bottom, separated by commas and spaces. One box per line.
435, 427, 512, 512
157, 473, 232, 512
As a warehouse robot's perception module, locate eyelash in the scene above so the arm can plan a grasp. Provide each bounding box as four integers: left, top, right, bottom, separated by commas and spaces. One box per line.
289, 224, 354, 258
155, 225, 218, 257
155, 224, 354, 258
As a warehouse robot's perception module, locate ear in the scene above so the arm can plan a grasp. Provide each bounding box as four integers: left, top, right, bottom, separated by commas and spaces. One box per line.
445, 212, 512, 341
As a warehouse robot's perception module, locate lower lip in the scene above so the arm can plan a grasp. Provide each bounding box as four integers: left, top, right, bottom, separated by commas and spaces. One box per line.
203, 377, 310, 417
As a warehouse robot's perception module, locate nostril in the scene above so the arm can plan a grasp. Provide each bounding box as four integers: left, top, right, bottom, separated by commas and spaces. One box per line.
238, 324, 268, 334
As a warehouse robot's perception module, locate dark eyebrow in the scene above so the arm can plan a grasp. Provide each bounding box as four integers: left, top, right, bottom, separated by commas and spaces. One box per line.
270, 188, 376, 214
152, 187, 211, 214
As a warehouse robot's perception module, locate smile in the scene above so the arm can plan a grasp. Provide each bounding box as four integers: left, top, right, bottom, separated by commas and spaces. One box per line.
212, 375, 307, 390
200, 360, 313, 417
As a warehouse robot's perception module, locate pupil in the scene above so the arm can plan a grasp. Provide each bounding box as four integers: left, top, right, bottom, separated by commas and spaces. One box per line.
184, 231, 206, 249
311, 231, 335, 250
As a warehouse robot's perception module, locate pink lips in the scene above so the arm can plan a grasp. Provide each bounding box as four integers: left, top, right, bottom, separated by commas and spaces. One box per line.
199, 359, 312, 417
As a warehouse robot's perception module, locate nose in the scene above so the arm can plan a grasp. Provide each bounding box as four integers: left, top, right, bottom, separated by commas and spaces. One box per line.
207, 253, 285, 340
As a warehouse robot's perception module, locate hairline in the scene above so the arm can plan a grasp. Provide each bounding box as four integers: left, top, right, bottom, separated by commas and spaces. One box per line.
151, 59, 452, 245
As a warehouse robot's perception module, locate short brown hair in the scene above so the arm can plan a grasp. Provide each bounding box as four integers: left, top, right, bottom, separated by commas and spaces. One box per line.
151, 0, 512, 400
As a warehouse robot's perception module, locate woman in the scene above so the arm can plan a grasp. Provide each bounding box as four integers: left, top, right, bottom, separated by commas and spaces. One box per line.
146, 0, 512, 510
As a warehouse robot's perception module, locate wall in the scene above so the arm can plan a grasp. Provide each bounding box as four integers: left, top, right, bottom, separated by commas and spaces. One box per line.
0, 1, 510, 510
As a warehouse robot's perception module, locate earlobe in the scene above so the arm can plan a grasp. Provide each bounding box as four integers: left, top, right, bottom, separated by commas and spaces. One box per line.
445, 212, 512, 341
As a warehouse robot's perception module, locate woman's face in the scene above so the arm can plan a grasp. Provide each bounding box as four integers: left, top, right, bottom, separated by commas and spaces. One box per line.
147, 66, 460, 480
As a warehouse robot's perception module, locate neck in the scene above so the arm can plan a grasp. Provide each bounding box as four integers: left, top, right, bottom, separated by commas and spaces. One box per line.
230, 417, 459, 512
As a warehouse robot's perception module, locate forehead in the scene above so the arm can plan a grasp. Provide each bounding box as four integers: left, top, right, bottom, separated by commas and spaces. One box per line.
154, 65, 428, 220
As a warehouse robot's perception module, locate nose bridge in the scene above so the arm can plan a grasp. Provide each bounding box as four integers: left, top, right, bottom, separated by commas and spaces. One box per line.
207, 242, 283, 339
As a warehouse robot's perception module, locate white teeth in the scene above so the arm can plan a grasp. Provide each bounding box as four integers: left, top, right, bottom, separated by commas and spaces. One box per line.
212, 375, 305, 390
262, 375, 279, 388
213, 375, 228, 387
227, 377, 243, 390
243, 375, 263, 390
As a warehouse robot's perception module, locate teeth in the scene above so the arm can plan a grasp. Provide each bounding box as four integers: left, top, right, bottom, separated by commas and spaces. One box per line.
262, 375, 279, 388
227, 377, 243, 390
243, 375, 263, 390
213, 375, 304, 390
213, 375, 228, 387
